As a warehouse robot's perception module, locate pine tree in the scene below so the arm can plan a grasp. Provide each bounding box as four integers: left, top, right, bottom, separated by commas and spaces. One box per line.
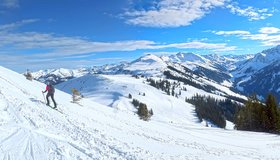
149, 109, 153, 116
132, 99, 140, 108
186, 94, 226, 128
235, 94, 280, 133
138, 103, 149, 120
234, 96, 265, 131
132, 98, 153, 121
265, 94, 279, 132
167, 88, 170, 95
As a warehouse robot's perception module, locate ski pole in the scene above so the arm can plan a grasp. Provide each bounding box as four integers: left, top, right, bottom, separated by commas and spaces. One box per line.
42, 92, 46, 104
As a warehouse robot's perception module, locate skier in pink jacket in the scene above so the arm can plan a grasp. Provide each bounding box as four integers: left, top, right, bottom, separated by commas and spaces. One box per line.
42, 82, 57, 108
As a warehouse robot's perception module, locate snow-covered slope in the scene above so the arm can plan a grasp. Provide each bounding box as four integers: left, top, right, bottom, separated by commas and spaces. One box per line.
234, 61, 280, 100
232, 45, 280, 78
57, 74, 199, 124
232, 45, 280, 101
121, 54, 167, 76
57, 73, 246, 120
170, 52, 208, 63
166, 53, 235, 86
203, 54, 254, 71
35, 53, 244, 101
168, 52, 218, 71
1, 66, 280, 159
32, 46, 279, 104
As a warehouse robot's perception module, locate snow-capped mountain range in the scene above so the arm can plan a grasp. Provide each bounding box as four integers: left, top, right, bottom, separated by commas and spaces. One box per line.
232, 45, 280, 100
32, 68, 91, 85
32, 45, 280, 102
1, 45, 280, 159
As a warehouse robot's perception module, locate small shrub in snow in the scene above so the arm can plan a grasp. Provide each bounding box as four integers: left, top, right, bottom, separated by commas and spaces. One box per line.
132, 75, 140, 79
132, 99, 140, 108
71, 88, 82, 102
149, 109, 153, 116
24, 70, 33, 81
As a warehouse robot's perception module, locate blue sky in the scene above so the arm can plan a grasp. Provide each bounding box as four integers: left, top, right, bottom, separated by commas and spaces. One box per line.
0, 0, 280, 72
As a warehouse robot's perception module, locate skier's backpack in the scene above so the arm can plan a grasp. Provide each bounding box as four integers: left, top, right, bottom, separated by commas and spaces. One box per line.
48, 84, 55, 94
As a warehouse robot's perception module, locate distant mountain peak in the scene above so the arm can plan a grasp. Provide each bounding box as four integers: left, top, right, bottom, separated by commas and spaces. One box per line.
241, 45, 280, 68
133, 54, 164, 64
170, 52, 207, 63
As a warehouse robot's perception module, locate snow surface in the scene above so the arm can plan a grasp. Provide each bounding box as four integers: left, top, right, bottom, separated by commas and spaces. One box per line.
123, 54, 167, 76
56, 73, 246, 118
169, 52, 220, 71
232, 45, 280, 79
170, 52, 208, 63
221, 80, 232, 87
1, 66, 280, 160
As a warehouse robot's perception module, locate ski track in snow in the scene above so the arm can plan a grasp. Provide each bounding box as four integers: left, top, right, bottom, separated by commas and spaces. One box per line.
1, 66, 280, 160
0, 92, 142, 160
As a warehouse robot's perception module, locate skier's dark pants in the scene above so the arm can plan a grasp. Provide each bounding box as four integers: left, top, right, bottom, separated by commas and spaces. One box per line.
46, 93, 57, 107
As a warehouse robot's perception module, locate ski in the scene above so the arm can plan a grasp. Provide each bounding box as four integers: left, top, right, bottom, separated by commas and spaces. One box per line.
46, 104, 63, 114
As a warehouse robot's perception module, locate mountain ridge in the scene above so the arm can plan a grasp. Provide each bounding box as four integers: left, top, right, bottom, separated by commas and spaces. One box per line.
32, 45, 280, 102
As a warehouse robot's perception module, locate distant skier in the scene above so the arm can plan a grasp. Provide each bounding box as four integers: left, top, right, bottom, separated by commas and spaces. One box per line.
42, 82, 57, 108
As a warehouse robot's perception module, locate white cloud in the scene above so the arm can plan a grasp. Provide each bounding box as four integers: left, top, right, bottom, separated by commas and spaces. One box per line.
213, 27, 280, 46
259, 27, 280, 34
0, 0, 19, 8
0, 19, 39, 31
0, 20, 237, 57
0, 29, 157, 58
214, 30, 250, 35
144, 51, 178, 56
124, 0, 227, 27
0, 30, 237, 69
124, 0, 275, 27
0, 30, 236, 56
160, 41, 236, 51
226, 4, 273, 21
0, 20, 153, 54
242, 34, 280, 46
0, 20, 237, 71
